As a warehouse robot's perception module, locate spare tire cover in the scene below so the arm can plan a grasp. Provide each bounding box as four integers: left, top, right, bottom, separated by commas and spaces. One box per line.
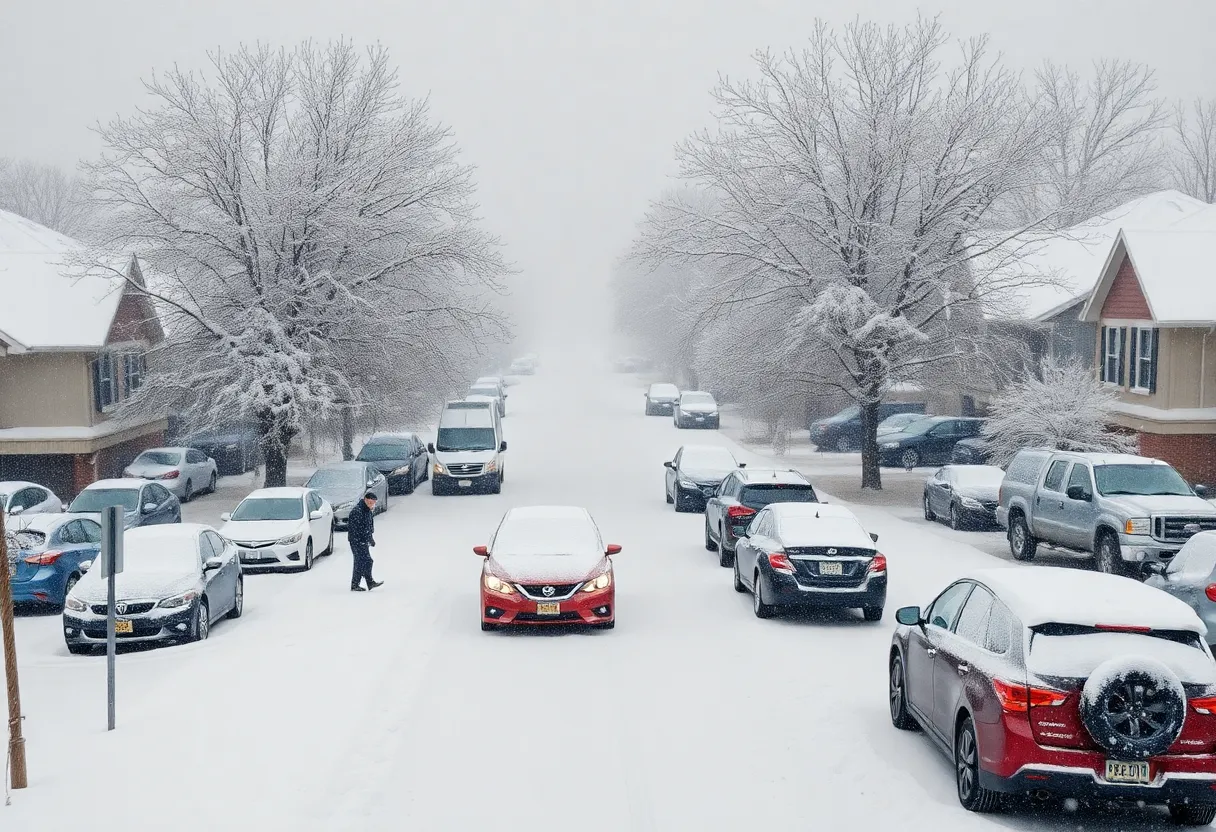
1080, 655, 1186, 760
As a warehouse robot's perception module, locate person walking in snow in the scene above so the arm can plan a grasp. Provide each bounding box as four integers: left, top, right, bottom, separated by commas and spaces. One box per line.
347, 491, 382, 591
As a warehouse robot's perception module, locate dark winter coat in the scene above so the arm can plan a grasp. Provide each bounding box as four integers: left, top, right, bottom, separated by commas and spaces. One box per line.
347, 500, 376, 547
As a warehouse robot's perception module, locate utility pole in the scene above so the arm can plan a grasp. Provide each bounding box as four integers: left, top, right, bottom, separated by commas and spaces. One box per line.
0, 511, 28, 789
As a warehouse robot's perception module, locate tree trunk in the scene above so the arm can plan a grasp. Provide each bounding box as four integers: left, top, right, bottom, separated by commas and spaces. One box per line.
860, 399, 883, 490
341, 408, 354, 461
258, 412, 296, 488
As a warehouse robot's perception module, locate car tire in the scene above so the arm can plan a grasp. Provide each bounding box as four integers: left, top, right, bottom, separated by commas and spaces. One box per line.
733, 558, 747, 592
923, 493, 936, 522
705, 519, 718, 552
955, 717, 1001, 813
1008, 513, 1037, 561
719, 532, 734, 568
183, 479, 193, 503
949, 504, 963, 531
432, 480, 444, 496
1081, 656, 1186, 759
1095, 531, 1131, 577
901, 449, 920, 469
492, 473, 503, 494
753, 571, 775, 619
60, 573, 81, 612
862, 606, 883, 622
190, 600, 210, 643
889, 654, 918, 730
835, 436, 851, 453
208, 472, 218, 494
674, 490, 689, 512
227, 577, 244, 619
1169, 804, 1216, 826
301, 539, 314, 572
665, 488, 673, 504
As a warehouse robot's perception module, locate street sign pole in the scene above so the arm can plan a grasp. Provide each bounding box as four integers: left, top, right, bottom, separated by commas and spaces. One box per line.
99, 506, 124, 731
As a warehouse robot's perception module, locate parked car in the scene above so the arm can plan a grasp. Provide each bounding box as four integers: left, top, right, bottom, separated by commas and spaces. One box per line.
673, 391, 720, 429
220, 487, 334, 572
995, 450, 1216, 575
509, 357, 536, 375
305, 462, 388, 529
733, 502, 886, 621
67, 478, 181, 528
1146, 530, 1216, 647
923, 465, 1005, 530
123, 446, 219, 502
63, 524, 243, 654
5, 514, 101, 609
810, 402, 926, 452
469, 380, 506, 416
613, 355, 651, 373
0, 480, 63, 516
879, 417, 985, 468
644, 382, 680, 416
951, 436, 991, 465
356, 432, 429, 494
664, 445, 739, 512
181, 424, 261, 475
704, 468, 818, 567
889, 567, 1216, 824
877, 412, 928, 436
429, 400, 506, 495
475, 505, 619, 631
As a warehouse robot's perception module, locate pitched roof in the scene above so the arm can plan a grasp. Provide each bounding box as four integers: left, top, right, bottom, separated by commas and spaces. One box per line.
984, 190, 1208, 322
0, 209, 128, 351
1080, 228, 1216, 325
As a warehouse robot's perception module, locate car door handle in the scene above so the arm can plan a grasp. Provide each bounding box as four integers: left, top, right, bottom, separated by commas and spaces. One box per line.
925, 648, 937, 657
957, 664, 970, 675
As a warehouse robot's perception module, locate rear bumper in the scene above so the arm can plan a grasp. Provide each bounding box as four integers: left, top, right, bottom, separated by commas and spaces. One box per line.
765, 571, 887, 609
980, 764, 1216, 805
11, 570, 70, 605
482, 586, 614, 626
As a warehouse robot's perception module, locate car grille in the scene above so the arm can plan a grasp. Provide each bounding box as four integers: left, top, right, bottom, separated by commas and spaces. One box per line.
786, 547, 872, 587
979, 500, 998, 511
513, 611, 584, 623
446, 463, 483, 476
516, 583, 581, 600
233, 540, 275, 549
1153, 516, 1216, 542
90, 601, 155, 615
83, 620, 164, 639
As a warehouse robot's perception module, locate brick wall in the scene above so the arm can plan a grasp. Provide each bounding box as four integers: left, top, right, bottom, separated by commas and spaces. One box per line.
1101, 256, 1152, 320
1138, 432, 1216, 487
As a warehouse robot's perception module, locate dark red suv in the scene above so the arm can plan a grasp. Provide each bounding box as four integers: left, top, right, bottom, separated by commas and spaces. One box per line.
889, 567, 1216, 825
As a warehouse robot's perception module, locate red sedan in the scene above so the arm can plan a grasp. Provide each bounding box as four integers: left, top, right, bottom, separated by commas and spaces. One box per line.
476, 505, 619, 631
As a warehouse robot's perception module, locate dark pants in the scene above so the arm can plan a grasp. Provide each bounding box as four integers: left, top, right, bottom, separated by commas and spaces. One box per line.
351, 542, 374, 589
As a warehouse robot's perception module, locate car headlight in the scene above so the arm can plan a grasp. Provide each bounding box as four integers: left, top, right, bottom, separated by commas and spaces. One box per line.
1125, 518, 1151, 535
277, 531, 304, 545
678, 480, 695, 489
881, 442, 900, 449
707, 411, 719, 417
485, 460, 498, 473
960, 496, 982, 509
157, 590, 199, 609
391, 465, 411, 476
433, 461, 447, 475
335, 501, 354, 510
582, 571, 612, 592
483, 573, 515, 596
65, 594, 88, 612
224, 443, 239, 450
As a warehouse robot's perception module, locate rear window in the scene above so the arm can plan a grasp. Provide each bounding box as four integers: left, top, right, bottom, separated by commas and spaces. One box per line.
7, 529, 46, 550
740, 484, 817, 509
135, 450, 182, 466
1005, 451, 1050, 485
1028, 624, 1214, 683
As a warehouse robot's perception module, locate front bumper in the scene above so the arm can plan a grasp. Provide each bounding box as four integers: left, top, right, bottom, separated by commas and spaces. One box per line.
1118, 533, 1183, 563
955, 502, 998, 526
385, 472, 413, 493
482, 585, 614, 626
763, 570, 887, 610
333, 506, 354, 528
676, 483, 719, 508
434, 471, 497, 493
63, 604, 196, 647
677, 414, 720, 428
648, 400, 676, 414
236, 540, 303, 570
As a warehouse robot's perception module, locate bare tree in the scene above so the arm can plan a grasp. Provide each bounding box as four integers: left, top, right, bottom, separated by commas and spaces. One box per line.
1169, 98, 1216, 203
0, 157, 90, 235
631, 18, 1068, 489
84, 41, 508, 486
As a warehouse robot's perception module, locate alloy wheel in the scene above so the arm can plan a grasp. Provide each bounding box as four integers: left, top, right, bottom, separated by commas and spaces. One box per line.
956, 725, 977, 802
949, 505, 960, 530
304, 540, 314, 570
889, 660, 904, 722
234, 580, 243, 614
901, 449, 919, 469
923, 495, 934, 521
196, 603, 210, 641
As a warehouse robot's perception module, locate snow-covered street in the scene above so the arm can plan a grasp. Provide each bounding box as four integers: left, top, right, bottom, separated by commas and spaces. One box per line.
0, 352, 1180, 830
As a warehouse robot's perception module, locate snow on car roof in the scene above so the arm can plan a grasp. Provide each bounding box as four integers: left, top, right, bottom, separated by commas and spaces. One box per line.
494, 506, 601, 556
769, 502, 854, 520
971, 566, 1205, 633
739, 468, 810, 485
768, 503, 873, 548
0, 480, 41, 491
244, 487, 309, 498
5, 512, 72, 532
84, 478, 149, 490
126, 523, 209, 541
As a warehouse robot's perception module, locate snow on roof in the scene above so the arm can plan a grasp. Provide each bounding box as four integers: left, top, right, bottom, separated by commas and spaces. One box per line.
0, 480, 41, 492
127, 523, 208, 540
971, 566, 1205, 633
982, 191, 1208, 322
0, 209, 129, 351
768, 503, 874, 548
1111, 402, 1216, 423
1102, 228, 1216, 324
770, 502, 854, 520
84, 478, 151, 490
494, 507, 600, 556
5, 512, 72, 532
245, 487, 309, 498
740, 468, 810, 485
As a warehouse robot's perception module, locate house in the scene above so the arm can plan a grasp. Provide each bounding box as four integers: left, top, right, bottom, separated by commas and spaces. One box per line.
0, 209, 166, 498
1079, 226, 1216, 485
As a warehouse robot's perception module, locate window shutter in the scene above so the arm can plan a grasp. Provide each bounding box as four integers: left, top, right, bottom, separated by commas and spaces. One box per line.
91, 357, 104, 412
1099, 326, 1108, 381
1149, 328, 1160, 393
1117, 327, 1128, 386
1129, 328, 1138, 387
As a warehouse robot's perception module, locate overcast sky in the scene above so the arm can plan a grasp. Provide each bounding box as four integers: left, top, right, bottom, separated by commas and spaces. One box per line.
2, 0, 1214, 340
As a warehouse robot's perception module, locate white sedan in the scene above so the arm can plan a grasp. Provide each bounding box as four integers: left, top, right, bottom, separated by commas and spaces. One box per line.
0, 481, 63, 516
219, 487, 334, 572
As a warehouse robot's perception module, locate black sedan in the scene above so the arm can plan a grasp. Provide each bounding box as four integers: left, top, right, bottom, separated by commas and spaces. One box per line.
63, 524, 243, 654
950, 437, 990, 465
355, 433, 429, 494
878, 417, 984, 468
922, 465, 1005, 530
733, 502, 886, 621
664, 445, 739, 512
182, 425, 261, 475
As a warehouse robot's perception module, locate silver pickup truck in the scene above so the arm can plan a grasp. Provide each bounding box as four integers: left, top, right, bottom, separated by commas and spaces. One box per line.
995, 449, 1216, 576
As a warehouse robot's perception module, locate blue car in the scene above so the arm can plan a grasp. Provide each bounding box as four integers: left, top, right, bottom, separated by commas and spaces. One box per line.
6, 513, 102, 609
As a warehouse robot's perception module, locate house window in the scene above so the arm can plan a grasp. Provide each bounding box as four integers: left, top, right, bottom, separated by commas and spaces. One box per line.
123, 352, 146, 394
93, 353, 117, 411
1131, 327, 1158, 393
1101, 327, 1124, 385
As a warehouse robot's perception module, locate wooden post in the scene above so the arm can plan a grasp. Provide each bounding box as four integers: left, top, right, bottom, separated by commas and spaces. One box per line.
0, 511, 29, 789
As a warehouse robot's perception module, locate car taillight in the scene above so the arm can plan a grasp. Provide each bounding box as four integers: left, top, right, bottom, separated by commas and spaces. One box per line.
1191, 696, 1216, 715
727, 505, 756, 520
23, 550, 64, 566
767, 553, 794, 574
161, 470, 180, 480
993, 678, 1067, 712
1206, 585, 1216, 603
1095, 624, 1152, 633
867, 554, 887, 573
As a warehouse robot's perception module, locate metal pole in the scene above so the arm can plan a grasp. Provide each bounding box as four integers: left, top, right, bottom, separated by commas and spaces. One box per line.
100, 505, 123, 732
0, 511, 28, 788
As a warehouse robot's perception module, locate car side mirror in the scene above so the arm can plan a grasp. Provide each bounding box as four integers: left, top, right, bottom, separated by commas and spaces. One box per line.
142, 502, 158, 514
220, 512, 232, 522
1066, 485, 1091, 502
427, 442, 436, 454
1140, 561, 1167, 579
738, 463, 746, 468
473, 545, 489, 557
367, 480, 377, 488
664, 461, 674, 469
309, 510, 323, 520
499, 441, 508, 452
8, 504, 25, 515
940, 483, 952, 491
79, 559, 93, 574
606, 544, 622, 555
895, 606, 922, 626
203, 557, 223, 572
870, 533, 879, 543
1196, 484, 1209, 498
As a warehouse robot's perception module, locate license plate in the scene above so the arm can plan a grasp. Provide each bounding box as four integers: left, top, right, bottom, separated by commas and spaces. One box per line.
1105, 760, 1150, 784
695, 416, 704, 421
458, 480, 472, 488
820, 561, 844, 576
536, 602, 560, 615
114, 620, 133, 634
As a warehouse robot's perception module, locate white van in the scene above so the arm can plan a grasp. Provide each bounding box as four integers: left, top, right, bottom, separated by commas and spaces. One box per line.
427, 400, 506, 495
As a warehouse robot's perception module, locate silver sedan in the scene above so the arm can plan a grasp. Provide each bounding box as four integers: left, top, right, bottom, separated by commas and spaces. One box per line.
1145, 530, 1216, 647
123, 447, 219, 503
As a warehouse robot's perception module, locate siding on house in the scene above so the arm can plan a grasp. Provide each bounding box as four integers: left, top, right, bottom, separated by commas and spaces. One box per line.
1100, 256, 1153, 320
1139, 433, 1216, 487
0, 352, 93, 428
